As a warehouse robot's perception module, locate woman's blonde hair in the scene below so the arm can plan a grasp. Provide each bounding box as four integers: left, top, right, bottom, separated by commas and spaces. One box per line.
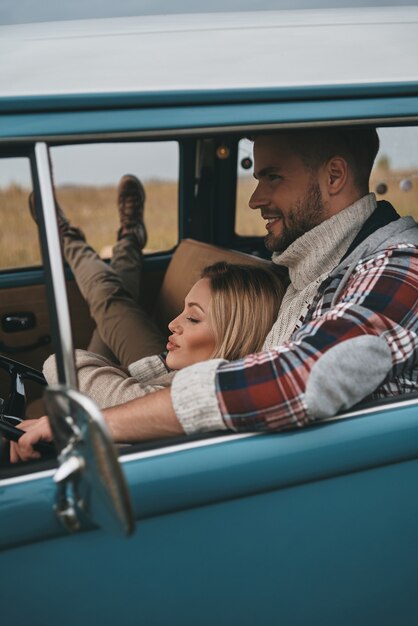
201, 261, 285, 360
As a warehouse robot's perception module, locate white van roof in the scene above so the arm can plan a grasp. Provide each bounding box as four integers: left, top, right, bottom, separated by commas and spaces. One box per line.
1, 7, 418, 98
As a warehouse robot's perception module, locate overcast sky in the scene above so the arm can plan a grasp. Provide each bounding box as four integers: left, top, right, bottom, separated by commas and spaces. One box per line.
1, 0, 414, 25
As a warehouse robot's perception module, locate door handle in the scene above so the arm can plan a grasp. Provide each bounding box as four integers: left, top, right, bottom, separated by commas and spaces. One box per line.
1, 312, 36, 333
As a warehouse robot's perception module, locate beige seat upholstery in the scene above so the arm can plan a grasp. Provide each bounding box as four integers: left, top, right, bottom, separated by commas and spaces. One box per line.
152, 238, 268, 332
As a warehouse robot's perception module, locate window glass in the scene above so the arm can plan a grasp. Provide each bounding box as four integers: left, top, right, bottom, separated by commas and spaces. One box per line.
235, 128, 418, 237
0, 142, 178, 270
0, 157, 41, 269
235, 138, 264, 237
49, 141, 179, 258
371, 127, 418, 221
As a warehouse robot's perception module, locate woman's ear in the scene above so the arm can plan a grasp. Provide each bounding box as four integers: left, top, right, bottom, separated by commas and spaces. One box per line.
325, 156, 348, 195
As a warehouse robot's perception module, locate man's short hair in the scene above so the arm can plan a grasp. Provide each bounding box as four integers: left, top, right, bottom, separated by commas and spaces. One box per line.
259, 126, 380, 194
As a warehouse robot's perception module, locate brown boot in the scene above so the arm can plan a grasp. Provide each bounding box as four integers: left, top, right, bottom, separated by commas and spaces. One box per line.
28, 190, 71, 235
117, 174, 147, 248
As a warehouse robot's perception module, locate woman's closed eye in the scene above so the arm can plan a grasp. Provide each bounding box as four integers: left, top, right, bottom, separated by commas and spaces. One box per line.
186, 316, 200, 324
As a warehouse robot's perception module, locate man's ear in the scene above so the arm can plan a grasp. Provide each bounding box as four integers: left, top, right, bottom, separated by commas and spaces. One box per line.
325, 156, 348, 195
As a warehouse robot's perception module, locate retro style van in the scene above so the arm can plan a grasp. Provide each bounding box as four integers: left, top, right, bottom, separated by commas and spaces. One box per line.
0, 7, 418, 625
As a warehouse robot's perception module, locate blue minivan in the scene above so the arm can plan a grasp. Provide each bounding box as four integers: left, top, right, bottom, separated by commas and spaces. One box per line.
0, 6, 418, 625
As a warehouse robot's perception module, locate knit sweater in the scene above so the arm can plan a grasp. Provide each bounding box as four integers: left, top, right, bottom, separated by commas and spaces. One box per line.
43, 350, 174, 409
263, 193, 376, 347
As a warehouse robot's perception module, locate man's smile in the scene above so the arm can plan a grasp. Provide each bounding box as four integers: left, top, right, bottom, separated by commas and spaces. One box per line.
262, 214, 283, 232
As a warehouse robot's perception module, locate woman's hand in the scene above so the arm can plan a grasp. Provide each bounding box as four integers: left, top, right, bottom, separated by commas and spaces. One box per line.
9, 416, 53, 463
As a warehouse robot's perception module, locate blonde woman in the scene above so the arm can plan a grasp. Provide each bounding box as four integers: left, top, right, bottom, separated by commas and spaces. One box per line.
43, 260, 284, 409
12, 257, 284, 461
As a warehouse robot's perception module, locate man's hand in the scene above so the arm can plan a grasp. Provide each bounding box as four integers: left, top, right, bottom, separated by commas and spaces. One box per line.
9, 386, 183, 462
9, 416, 53, 463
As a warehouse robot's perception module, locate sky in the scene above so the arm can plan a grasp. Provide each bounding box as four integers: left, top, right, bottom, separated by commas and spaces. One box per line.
1, 0, 413, 25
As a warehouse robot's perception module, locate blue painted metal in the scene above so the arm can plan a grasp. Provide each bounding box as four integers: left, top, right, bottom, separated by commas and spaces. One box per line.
1, 404, 418, 625
0, 254, 172, 289
0, 268, 47, 288
1, 95, 418, 140
1, 82, 418, 113
2, 402, 418, 547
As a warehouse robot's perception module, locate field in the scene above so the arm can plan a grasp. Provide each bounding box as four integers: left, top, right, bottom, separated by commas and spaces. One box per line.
0, 167, 417, 269
0, 180, 179, 268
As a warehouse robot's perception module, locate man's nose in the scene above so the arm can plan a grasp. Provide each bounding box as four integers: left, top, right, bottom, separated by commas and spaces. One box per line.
249, 183, 265, 210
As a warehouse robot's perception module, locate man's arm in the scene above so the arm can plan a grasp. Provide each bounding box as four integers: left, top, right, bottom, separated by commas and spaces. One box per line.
10, 387, 183, 462
172, 244, 418, 433
103, 387, 183, 441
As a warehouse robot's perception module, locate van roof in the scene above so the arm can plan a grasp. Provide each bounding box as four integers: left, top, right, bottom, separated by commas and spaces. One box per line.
1, 7, 418, 100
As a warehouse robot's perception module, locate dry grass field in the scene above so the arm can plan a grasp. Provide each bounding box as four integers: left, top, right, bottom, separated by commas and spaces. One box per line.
0, 180, 179, 268
0, 167, 417, 269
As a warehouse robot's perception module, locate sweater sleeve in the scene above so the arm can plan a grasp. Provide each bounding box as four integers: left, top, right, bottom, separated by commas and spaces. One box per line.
171, 359, 228, 434
171, 245, 418, 434
43, 350, 166, 410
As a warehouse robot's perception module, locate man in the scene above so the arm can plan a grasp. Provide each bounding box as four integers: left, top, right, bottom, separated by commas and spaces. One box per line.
12, 126, 418, 460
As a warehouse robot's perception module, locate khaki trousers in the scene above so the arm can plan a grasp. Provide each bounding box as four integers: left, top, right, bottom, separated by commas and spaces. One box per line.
62, 230, 165, 367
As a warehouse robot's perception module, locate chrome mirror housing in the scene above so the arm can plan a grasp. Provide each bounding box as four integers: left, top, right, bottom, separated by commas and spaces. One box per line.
45, 385, 134, 537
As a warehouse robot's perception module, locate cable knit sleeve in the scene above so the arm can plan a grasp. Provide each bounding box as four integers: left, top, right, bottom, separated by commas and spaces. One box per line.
43, 350, 167, 409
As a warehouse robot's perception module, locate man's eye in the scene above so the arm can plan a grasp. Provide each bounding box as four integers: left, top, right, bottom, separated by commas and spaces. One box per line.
267, 174, 281, 182
186, 316, 199, 324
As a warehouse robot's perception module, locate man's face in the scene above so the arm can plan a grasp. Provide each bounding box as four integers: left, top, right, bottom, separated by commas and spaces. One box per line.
249, 135, 329, 253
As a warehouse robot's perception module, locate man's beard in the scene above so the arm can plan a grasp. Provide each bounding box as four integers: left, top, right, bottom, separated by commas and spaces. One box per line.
264, 180, 327, 254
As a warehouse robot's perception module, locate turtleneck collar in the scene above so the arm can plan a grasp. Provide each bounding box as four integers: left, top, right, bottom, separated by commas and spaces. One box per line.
271, 193, 377, 290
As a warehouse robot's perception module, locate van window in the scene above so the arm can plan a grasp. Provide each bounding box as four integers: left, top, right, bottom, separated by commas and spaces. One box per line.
0, 157, 41, 269
0, 142, 179, 271
235, 138, 264, 237
50, 141, 179, 258
371, 126, 418, 221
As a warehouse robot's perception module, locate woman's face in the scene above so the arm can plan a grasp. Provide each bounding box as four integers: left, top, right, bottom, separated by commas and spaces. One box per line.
166, 278, 216, 370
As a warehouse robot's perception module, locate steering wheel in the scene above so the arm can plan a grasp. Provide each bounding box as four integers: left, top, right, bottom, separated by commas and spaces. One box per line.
0, 355, 55, 460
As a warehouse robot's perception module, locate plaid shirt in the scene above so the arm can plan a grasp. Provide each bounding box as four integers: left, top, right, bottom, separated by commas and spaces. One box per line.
216, 243, 418, 432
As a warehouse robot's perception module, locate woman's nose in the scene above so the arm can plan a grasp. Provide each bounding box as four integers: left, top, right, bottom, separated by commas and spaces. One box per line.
168, 316, 182, 334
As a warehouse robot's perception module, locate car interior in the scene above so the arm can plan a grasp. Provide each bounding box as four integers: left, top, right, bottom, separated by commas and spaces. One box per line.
0, 126, 417, 475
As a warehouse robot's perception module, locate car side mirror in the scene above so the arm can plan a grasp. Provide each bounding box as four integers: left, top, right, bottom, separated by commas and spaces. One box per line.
44, 385, 134, 536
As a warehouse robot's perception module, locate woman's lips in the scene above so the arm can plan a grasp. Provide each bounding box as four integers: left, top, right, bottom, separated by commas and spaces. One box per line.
166, 338, 179, 351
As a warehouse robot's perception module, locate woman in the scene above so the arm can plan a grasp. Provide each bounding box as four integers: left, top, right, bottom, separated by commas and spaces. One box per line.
43, 260, 284, 409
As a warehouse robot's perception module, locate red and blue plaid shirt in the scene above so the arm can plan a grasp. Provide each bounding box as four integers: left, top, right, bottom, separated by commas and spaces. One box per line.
216, 243, 418, 432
